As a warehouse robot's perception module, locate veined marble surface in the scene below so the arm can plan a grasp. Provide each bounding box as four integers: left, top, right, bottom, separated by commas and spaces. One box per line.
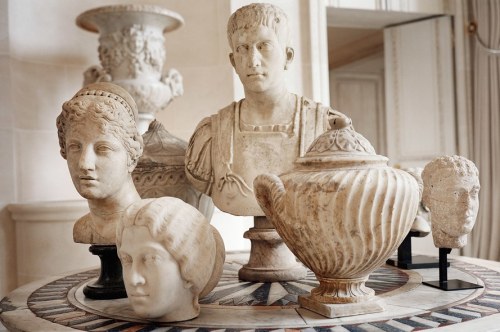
2, 252, 500, 331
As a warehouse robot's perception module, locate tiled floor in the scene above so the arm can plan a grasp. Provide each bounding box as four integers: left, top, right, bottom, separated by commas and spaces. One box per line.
2, 253, 500, 331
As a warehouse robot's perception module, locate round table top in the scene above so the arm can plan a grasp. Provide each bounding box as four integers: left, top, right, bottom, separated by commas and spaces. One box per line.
2, 252, 500, 331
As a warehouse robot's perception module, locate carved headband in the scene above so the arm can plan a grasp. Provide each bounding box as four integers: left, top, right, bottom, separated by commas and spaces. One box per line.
67, 88, 137, 123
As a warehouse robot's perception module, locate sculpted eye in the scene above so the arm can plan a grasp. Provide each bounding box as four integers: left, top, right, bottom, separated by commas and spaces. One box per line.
144, 254, 162, 265
95, 144, 114, 154
236, 45, 248, 54
258, 42, 274, 51
67, 143, 81, 152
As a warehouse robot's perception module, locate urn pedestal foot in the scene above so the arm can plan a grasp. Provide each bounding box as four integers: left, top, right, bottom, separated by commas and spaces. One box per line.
83, 245, 127, 300
299, 276, 383, 318
299, 294, 384, 318
238, 216, 307, 282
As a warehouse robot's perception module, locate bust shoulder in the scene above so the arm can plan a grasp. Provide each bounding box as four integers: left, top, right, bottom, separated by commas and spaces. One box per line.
73, 213, 93, 244
300, 95, 336, 114
73, 213, 115, 245
185, 102, 238, 195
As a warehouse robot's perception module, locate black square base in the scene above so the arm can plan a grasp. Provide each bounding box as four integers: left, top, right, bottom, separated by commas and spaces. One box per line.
422, 279, 484, 291
387, 255, 449, 270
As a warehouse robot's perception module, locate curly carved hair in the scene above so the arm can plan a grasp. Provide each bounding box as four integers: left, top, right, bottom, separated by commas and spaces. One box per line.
421, 155, 479, 206
227, 3, 291, 50
56, 82, 143, 167
116, 197, 221, 311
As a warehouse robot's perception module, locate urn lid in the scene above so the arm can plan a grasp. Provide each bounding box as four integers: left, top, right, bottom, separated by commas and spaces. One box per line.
136, 120, 187, 167
296, 115, 388, 167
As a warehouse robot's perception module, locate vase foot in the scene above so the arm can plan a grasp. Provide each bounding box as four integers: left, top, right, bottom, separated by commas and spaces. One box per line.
299, 294, 384, 318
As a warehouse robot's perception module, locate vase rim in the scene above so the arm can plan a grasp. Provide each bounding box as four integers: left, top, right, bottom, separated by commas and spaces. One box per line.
76, 4, 184, 34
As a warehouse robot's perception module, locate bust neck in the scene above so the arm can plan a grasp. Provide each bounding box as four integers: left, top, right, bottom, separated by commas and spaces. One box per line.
241, 87, 295, 126
87, 176, 141, 237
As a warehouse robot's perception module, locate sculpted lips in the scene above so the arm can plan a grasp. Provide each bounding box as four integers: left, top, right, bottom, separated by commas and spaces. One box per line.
247, 72, 265, 77
79, 175, 96, 181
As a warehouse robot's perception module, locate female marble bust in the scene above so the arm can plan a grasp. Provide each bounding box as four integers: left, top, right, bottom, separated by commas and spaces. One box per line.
116, 197, 225, 322
422, 155, 480, 248
56, 82, 143, 244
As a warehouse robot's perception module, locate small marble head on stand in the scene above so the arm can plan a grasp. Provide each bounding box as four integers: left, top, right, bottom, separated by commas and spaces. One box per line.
116, 197, 225, 322
56, 82, 143, 244
422, 155, 480, 248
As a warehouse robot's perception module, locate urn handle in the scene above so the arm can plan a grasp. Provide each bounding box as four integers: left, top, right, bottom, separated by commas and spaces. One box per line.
253, 174, 286, 227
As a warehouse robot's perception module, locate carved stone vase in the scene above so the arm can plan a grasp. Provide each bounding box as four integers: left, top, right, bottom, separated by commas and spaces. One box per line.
254, 117, 420, 318
76, 4, 184, 133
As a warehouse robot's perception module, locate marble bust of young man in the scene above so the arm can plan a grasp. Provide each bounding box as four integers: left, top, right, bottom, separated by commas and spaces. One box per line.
56, 82, 143, 244
422, 155, 481, 249
116, 197, 225, 322
185, 3, 344, 216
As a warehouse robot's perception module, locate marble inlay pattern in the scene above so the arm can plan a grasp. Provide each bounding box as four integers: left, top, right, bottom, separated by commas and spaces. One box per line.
200, 258, 409, 307
2, 254, 500, 331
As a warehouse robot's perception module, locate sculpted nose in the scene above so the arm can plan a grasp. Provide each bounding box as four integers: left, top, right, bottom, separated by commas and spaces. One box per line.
248, 46, 261, 67
129, 264, 146, 286
466, 194, 478, 210
79, 146, 96, 171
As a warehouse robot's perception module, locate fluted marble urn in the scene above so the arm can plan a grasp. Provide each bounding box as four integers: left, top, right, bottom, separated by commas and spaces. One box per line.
254, 117, 420, 318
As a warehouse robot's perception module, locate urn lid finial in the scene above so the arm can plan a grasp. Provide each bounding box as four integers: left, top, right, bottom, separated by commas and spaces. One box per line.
329, 115, 352, 130
296, 113, 387, 167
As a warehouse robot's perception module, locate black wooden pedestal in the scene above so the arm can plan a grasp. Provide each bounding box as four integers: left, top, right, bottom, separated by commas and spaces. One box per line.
83, 244, 127, 299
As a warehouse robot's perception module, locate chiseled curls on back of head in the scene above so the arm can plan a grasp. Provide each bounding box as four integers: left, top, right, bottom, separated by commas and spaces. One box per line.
227, 3, 290, 49
56, 82, 143, 167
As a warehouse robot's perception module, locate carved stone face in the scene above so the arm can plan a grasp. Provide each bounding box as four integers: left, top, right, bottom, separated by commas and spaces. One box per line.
119, 226, 192, 319
127, 26, 145, 53
230, 25, 290, 93
65, 120, 131, 200
426, 175, 480, 237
